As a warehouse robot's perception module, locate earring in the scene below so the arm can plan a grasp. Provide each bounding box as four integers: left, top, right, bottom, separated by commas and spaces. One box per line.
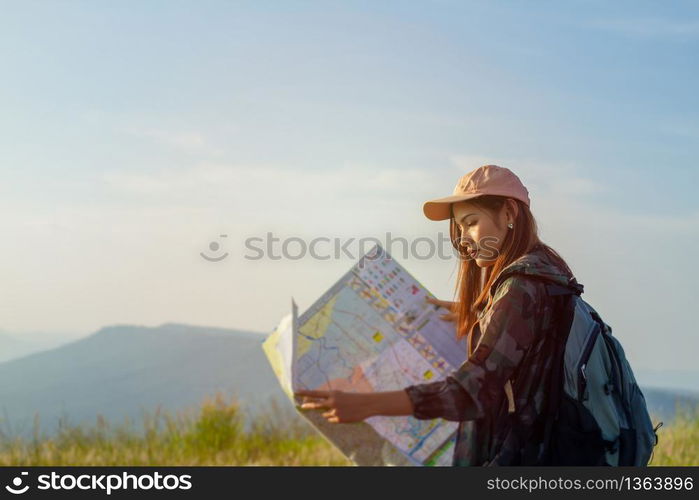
507, 223, 514, 229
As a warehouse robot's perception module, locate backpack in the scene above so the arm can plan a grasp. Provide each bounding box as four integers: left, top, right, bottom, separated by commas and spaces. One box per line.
511, 274, 663, 466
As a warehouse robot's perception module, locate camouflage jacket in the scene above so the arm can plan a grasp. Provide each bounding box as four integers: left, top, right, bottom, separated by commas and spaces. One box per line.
404, 244, 576, 466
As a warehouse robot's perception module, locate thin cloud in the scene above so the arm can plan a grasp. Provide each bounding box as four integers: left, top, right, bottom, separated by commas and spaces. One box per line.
123, 127, 223, 154
590, 17, 699, 39
101, 162, 446, 207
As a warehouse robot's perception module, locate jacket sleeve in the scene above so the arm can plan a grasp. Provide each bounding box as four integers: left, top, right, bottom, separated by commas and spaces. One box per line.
404, 275, 542, 422
403, 375, 479, 421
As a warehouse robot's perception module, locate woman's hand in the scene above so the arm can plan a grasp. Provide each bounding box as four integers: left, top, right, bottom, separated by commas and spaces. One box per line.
425, 296, 457, 322
294, 389, 373, 423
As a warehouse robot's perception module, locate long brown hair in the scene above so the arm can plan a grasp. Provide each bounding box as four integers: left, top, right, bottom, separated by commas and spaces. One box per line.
449, 195, 573, 356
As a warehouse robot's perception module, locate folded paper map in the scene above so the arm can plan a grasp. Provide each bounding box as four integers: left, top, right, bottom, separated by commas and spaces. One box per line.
262, 243, 467, 465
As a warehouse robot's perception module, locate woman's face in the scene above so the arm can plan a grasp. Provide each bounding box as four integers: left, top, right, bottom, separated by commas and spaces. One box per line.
452, 200, 514, 267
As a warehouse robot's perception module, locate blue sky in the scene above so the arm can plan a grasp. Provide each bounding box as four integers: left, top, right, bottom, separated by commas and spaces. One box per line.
1, 1, 697, 374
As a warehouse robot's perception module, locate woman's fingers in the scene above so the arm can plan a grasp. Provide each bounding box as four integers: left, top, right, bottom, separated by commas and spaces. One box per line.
295, 389, 357, 423
300, 400, 329, 410
296, 390, 367, 424
440, 311, 457, 322
295, 389, 332, 406
425, 296, 455, 310
426, 296, 458, 321
323, 409, 340, 423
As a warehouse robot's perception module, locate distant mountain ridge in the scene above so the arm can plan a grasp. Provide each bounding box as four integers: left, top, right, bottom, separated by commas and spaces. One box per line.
0, 332, 38, 364
0, 322, 695, 441
0, 329, 89, 364
0, 331, 64, 365
0, 322, 287, 440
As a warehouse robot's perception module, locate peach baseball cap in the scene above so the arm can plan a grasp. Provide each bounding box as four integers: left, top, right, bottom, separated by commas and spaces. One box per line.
423, 164, 530, 221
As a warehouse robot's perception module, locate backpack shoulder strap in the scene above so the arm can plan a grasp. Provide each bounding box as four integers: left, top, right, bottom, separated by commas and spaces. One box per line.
537, 285, 579, 464
490, 270, 584, 300
498, 273, 581, 465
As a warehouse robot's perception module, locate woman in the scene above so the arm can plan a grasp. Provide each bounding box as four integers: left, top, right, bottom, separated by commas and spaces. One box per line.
295, 164, 578, 466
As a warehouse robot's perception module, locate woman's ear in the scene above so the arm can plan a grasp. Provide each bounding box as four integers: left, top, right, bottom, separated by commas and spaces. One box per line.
506, 198, 519, 224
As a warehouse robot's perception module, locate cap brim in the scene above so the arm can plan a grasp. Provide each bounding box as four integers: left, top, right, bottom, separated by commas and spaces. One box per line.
423, 193, 485, 221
